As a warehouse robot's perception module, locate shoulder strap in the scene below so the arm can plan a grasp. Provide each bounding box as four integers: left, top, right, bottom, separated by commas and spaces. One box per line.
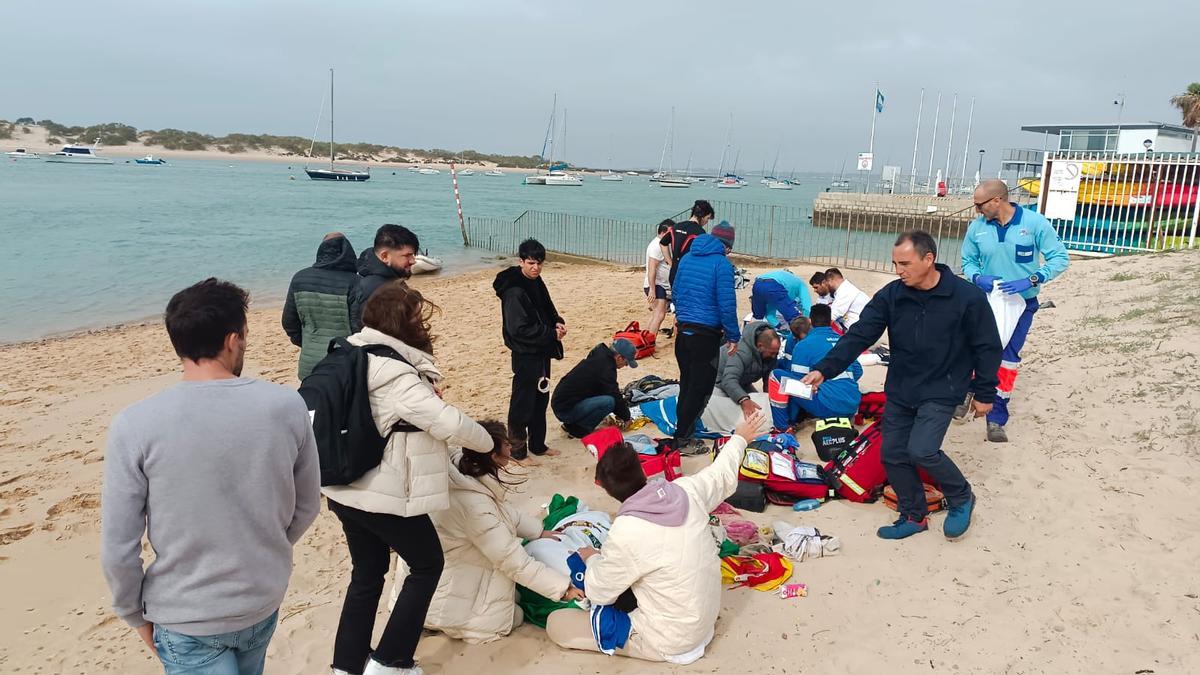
359, 343, 420, 433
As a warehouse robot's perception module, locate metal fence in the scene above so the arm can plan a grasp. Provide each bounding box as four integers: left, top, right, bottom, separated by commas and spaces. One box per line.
466, 199, 975, 274
1035, 151, 1200, 254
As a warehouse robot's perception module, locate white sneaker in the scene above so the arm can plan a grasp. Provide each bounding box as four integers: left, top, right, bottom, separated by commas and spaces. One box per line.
363, 659, 424, 675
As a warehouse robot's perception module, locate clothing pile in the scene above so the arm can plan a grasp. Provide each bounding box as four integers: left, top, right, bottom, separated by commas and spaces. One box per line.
518, 495, 614, 628
622, 374, 680, 405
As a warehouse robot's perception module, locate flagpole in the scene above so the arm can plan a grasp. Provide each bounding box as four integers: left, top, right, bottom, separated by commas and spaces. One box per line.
959, 96, 975, 189
926, 91, 941, 193
909, 88, 924, 194
866, 83, 878, 193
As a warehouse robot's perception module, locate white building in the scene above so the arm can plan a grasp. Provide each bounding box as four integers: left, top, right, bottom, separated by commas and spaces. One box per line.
1020, 122, 1196, 154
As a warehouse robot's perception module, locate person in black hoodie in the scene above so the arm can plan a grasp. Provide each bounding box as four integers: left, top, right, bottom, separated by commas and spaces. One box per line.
493, 239, 565, 459
801, 231, 1001, 542
282, 232, 361, 379
552, 339, 638, 438
351, 224, 420, 330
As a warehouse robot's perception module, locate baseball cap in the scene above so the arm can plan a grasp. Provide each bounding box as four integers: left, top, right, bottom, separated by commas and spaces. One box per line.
612, 338, 639, 368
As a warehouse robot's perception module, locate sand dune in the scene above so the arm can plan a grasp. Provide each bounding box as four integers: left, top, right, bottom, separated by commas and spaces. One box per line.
1, 251, 1198, 673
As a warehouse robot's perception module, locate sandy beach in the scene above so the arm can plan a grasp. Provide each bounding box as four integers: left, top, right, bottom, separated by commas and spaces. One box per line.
1, 251, 1198, 674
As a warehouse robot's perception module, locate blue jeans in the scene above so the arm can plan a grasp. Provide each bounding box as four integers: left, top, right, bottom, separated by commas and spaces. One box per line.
153, 611, 278, 675
556, 395, 616, 433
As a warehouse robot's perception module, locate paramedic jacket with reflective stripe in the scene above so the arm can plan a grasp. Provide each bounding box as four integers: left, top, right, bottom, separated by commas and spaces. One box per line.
788, 326, 862, 414
671, 234, 741, 343
812, 264, 1002, 407
961, 204, 1070, 300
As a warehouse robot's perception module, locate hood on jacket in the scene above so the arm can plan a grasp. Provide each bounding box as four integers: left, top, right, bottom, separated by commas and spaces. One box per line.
686, 233, 728, 258
739, 321, 773, 352
358, 248, 403, 281
493, 265, 534, 298
617, 478, 689, 526
314, 235, 358, 272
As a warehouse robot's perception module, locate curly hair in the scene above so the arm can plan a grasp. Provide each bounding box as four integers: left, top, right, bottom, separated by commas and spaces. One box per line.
361, 281, 439, 354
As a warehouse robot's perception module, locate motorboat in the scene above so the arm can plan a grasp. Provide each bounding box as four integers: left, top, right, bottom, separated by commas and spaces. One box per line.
5, 148, 40, 159
417, 168, 441, 175
411, 253, 444, 275
600, 171, 623, 181
766, 180, 793, 190
625, 171, 639, 176
716, 177, 743, 189
485, 169, 505, 176
305, 69, 370, 181
457, 168, 475, 176
134, 155, 167, 165
45, 143, 114, 165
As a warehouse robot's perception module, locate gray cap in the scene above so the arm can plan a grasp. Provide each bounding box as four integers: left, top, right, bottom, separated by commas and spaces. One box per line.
612, 338, 639, 368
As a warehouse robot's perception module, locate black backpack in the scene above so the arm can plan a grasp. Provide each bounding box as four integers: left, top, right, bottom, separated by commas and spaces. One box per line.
299, 338, 419, 487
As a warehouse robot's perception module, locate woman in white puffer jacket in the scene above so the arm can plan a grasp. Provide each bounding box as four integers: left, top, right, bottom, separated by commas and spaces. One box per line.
422, 421, 584, 644
325, 281, 492, 675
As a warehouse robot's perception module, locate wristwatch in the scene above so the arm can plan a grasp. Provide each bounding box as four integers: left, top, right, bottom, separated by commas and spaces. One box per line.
1028, 274, 1040, 287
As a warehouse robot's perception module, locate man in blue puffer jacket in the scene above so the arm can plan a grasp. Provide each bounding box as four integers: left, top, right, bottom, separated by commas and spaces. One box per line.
670, 221, 741, 454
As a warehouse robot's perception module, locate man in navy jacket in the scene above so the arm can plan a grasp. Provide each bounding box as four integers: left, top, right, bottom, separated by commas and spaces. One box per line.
802, 231, 1001, 540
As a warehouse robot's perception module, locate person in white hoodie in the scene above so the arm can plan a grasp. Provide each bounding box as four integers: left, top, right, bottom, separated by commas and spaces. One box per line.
325, 281, 494, 675
545, 411, 767, 663
424, 420, 585, 643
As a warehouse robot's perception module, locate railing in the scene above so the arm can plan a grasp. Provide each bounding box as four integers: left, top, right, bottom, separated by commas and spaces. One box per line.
1036, 151, 1200, 254
464, 211, 653, 266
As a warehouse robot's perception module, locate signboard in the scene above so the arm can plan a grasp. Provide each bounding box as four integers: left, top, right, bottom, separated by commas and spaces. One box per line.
857, 153, 874, 171
1043, 160, 1081, 221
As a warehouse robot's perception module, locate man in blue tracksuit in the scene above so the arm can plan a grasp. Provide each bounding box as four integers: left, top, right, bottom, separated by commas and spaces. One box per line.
750, 269, 813, 330
767, 304, 861, 430
802, 231, 1001, 540
671, 222, 741, 454
962, 180, 1070, 443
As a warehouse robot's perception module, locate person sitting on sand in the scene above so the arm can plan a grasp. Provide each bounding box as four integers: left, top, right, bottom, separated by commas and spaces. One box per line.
493, 238, 566, 460
422, 420, 584, 644
324, 281, 494, 675
544, 412, 766, 664
701, 321, 780, 434
551, 338, 638, 439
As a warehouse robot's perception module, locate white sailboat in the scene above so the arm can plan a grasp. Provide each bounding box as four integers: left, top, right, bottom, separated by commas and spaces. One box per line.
305, 69, 370, 182
525, 96, 582, 187
653, 108, 690, 188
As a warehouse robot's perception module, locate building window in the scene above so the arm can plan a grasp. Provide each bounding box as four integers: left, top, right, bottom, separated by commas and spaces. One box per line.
1059, 129, 1117, 152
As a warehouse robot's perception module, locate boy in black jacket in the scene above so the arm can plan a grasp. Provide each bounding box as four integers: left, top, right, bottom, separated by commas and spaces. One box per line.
802, 231, 1001, 541
552, 339, 638, 438
493, 239, 565, 459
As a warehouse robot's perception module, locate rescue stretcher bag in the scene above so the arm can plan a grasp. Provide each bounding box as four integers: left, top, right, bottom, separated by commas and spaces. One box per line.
882, 483, 946, 513
735, 439, 832, 501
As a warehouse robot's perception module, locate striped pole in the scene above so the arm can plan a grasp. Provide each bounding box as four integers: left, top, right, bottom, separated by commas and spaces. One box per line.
451, 162, 468, 246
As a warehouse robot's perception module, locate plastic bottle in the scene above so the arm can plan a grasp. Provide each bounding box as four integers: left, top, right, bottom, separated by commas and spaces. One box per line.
792, 499, 822, 512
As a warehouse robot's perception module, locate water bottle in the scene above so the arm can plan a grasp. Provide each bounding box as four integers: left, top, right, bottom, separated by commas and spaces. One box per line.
793, 499, 822, 512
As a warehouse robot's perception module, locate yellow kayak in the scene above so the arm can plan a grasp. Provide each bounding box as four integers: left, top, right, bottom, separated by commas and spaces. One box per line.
1013, 178, 1155, 206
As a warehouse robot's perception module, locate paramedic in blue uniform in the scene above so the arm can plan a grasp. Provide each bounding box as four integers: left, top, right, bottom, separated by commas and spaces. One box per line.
801, 231, 1001, 541
962, 179, 1070, 443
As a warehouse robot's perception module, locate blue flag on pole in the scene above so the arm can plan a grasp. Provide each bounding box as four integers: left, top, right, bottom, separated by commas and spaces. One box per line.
875, 89, 885, 113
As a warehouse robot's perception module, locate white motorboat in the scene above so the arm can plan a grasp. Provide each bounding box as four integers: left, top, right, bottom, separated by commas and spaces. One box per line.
625, 170, 639, 176
411, 253, 444, 275
45, 142, 114, 165
457, 168, 475, 176
766, 180, 793, 190
600, 171, 623, 181
716, 177, 743, 189
6, 148, 40, 159
485, 169, 504, 176
544, 171, 583, 186
417, 168, 441, 175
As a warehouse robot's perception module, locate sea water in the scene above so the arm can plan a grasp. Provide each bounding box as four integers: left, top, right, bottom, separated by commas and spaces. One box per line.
0, 157, 823, 342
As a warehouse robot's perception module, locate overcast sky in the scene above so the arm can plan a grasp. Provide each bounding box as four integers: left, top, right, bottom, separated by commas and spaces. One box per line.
5, 0, 1195, 173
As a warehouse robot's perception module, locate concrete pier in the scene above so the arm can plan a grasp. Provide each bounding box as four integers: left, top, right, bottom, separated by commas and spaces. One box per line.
813, 193, 977, 238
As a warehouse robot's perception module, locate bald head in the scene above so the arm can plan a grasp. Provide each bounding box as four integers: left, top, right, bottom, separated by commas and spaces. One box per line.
323, 231, 345, 242
974, 179, 1008, 201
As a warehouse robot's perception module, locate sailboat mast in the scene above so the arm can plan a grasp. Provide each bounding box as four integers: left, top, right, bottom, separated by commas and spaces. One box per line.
329, 68, 335, 168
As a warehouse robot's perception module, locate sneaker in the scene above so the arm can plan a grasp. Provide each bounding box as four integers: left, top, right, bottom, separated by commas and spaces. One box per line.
944, 494, 976, 539
560, 422, 589, 439
986, 422, 1008, 443
952, 393, 974, 423
676, 439, 710, 456
364, 659, 424, 675
876, 516, 929, 540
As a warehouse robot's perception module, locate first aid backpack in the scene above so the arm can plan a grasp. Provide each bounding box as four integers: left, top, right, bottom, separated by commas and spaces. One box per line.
613, 321, 657, 359
822, 421, 887, 503
736, 439, 832, 502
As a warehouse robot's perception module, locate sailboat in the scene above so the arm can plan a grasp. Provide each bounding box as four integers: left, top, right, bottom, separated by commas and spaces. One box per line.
829, 159, 850, 190
714, 115, 742, 189
654, 108, 690, 188
600, 140, 623, 181
305, 69, 370, 182
525, 96, 582, 186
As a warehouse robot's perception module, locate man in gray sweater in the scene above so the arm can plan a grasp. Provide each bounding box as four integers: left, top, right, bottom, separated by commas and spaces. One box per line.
101, 278, 321, 675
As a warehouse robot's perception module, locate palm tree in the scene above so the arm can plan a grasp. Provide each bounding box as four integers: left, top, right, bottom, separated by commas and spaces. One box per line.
1169, 82, 1200, 151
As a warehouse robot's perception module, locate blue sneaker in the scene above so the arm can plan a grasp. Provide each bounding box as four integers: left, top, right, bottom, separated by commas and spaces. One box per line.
876, 516, 928, 540
944, 494, 976, 539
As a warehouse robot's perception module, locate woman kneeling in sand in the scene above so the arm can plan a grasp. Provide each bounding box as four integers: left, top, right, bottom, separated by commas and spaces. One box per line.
417, 421, 585, 643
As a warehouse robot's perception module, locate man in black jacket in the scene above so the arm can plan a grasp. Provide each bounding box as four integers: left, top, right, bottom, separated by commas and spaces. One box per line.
282, 233, 360, 379
802, 231, 1001, 541
351, 224, 419, 330
552, 339, 638, 438
493, 239, 566, 459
